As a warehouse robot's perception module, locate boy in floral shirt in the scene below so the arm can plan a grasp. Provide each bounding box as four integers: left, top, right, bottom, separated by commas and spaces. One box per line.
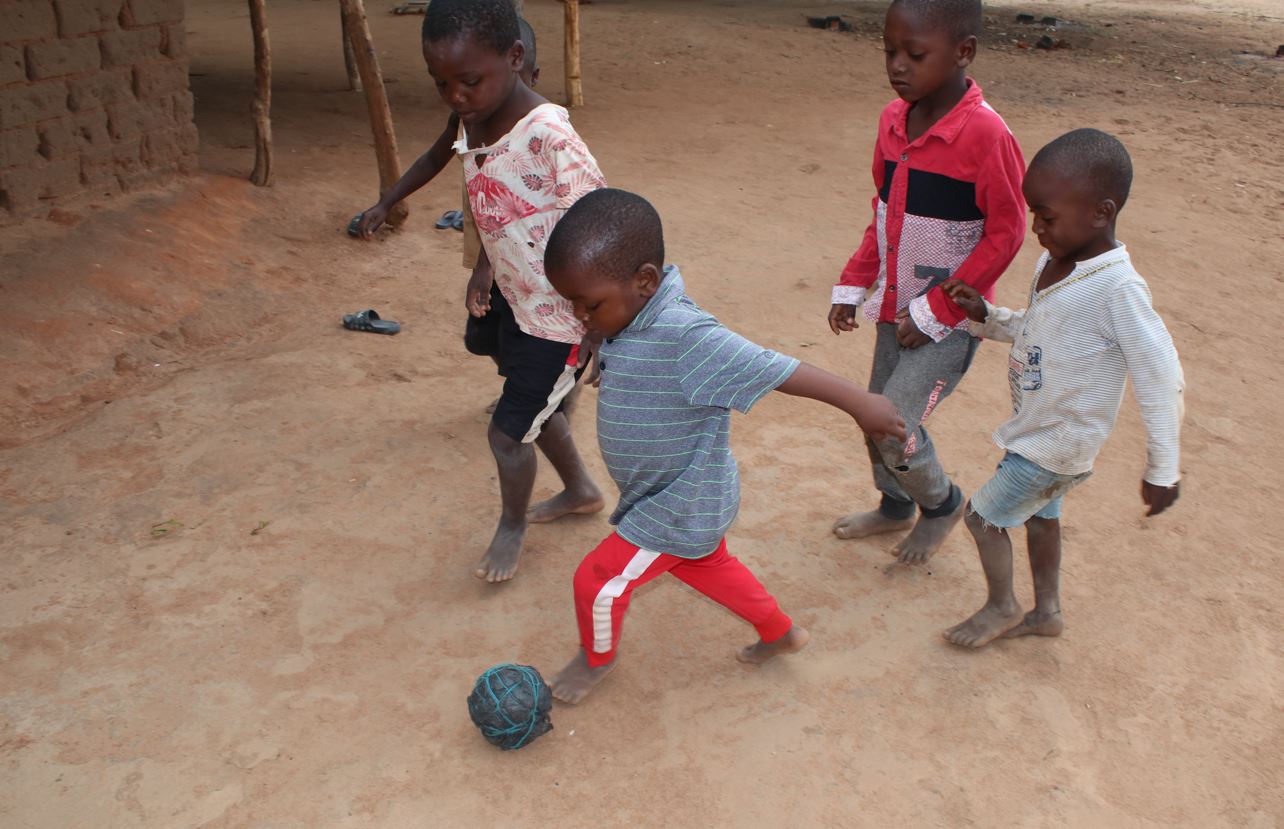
424, 0, 607, 582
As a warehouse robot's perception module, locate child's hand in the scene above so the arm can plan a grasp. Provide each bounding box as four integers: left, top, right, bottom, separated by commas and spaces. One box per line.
1141, 480, 1179, 516
894, 310, 932, 349
856, 393, 907, 442
943, 278, 987, 323
577, 333, 603, 387
465, 264, 493, 318
828, 304, 859, 335
355, 203, 390, 238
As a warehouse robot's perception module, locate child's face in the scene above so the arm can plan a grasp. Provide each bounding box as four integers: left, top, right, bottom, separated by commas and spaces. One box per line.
1022, 165, 1114, 261
883, 5, 974, 103
423, 34, 524, 127
548, 261, 660, 340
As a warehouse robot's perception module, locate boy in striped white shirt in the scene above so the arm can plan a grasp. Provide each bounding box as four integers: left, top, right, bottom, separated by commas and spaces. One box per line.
942, 129, 1184, 648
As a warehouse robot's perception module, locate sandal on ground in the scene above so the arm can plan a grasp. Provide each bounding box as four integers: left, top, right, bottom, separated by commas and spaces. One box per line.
435, 210, 462, 230
342, 309, 401, 335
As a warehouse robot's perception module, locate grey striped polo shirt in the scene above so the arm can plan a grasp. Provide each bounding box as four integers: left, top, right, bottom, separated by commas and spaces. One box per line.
597, 266, 799, 558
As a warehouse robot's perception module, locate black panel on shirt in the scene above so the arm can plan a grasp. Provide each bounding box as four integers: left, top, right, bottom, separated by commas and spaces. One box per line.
905, 168, 983, 221
879, 160, 896, 203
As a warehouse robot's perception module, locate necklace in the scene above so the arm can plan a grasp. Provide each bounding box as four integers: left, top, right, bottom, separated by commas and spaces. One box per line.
1020, 258, 1117, 339
1029, 259, 1115, 304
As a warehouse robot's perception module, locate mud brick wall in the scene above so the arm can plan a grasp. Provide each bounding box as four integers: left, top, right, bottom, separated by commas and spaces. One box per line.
0, 0, 197, 223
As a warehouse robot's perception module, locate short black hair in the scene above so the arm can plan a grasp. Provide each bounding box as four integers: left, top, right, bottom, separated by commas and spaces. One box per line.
422, 0, 520, 56
518, 17, 537, 69
889, 0, 983, 41
1031, 128, 1134, 209
545, 189, 665, 282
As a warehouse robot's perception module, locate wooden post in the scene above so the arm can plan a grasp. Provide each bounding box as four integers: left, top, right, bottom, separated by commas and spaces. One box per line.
564, 0, 583, 107
247, 0, 272, 186
339, 0, 409, 226
341, 6, 362, 92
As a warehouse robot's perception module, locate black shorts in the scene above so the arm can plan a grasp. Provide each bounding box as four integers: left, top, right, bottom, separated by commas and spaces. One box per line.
464, 285, 581, 443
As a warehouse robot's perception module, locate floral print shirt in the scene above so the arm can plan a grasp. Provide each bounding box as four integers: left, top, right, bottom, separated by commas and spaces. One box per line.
454, 103, 607, 344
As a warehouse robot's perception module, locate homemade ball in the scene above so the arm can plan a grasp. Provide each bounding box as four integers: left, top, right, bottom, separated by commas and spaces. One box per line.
467, 664, 553, 750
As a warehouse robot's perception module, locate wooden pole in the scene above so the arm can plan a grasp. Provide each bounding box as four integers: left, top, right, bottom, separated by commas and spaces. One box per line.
341, 6, 362, 92
564, 0, 583, 107
339, 0, 409, 226
247, 0, 272, 186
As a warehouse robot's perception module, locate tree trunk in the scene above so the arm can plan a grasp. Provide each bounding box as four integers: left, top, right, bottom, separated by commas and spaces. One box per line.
247, 0, 272, 186
564, 0, 583, 107
341, 6, 362, 92
339, 0, 409, 226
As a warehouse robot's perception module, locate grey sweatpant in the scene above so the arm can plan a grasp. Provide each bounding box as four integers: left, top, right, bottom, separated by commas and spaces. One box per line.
865, 322, 978, 518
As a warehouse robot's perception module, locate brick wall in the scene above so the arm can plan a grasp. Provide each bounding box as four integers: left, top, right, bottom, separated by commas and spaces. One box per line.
0, 0, 196, 224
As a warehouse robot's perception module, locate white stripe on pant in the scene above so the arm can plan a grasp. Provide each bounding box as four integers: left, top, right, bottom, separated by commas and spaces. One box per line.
592, 550, 660, 653
520, 362, 578, 444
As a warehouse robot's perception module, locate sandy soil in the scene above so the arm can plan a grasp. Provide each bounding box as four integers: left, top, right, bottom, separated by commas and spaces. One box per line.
2, 0, 1283, 826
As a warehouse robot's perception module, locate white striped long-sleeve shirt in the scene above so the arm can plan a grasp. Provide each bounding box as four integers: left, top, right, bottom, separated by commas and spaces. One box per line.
972, 245, 1184, 486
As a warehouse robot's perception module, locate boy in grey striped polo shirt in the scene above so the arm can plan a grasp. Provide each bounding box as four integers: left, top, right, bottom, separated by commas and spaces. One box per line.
541, 189, 906, 703
942, 130, 1184, 649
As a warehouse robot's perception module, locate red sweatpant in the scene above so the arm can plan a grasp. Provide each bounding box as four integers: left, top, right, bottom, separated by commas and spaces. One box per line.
574, 532, 793, 667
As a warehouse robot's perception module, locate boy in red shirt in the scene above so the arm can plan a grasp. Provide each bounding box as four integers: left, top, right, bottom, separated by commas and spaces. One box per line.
828, 0, 1026, 564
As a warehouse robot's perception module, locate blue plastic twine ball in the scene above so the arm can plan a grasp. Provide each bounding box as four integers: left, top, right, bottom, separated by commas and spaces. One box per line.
467, 663, 553, 750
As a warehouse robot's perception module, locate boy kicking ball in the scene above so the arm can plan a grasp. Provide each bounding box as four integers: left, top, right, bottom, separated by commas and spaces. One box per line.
942, 129, 1184, 648
542, 189, 906, 703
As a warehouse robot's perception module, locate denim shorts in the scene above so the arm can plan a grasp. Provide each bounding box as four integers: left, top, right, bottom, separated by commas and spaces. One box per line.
969, 451, 1091, 528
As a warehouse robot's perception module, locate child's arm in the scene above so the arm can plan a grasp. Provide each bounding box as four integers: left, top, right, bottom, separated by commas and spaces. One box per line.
465, 247, 493, 317
943, 277, 1024, 343
355, 115, 460, 238
903, 132, 1027, 343
1107, 279, 1184, 515
776, 363, 906, 442
673, 319, 905, 442
829, 217, 880, 335
828, 133, 889, 335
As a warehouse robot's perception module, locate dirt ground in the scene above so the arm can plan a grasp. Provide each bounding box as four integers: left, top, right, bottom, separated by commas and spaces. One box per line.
2, 0, 1283, 826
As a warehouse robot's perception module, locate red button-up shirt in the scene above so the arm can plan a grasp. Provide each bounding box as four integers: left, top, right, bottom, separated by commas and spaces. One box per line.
834, 80, 1027, 340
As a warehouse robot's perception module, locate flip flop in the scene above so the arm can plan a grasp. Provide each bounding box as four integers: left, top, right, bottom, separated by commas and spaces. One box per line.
342, 309, 401, 335
435, 210, 462, 230
806, 15, 853, 32
451, 212, 464, 232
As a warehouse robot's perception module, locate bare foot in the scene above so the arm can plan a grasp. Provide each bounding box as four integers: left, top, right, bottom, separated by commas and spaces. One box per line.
551, 650, 615, 704
485, 397, 499, 414
527, 488, 605, 524
736, 625, 810, 664
892, 500, 964, 565
943, 601, 1024, 648
832, 510, 914, 540
1002, 608, 1064, 639
474, 521, 525, 583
